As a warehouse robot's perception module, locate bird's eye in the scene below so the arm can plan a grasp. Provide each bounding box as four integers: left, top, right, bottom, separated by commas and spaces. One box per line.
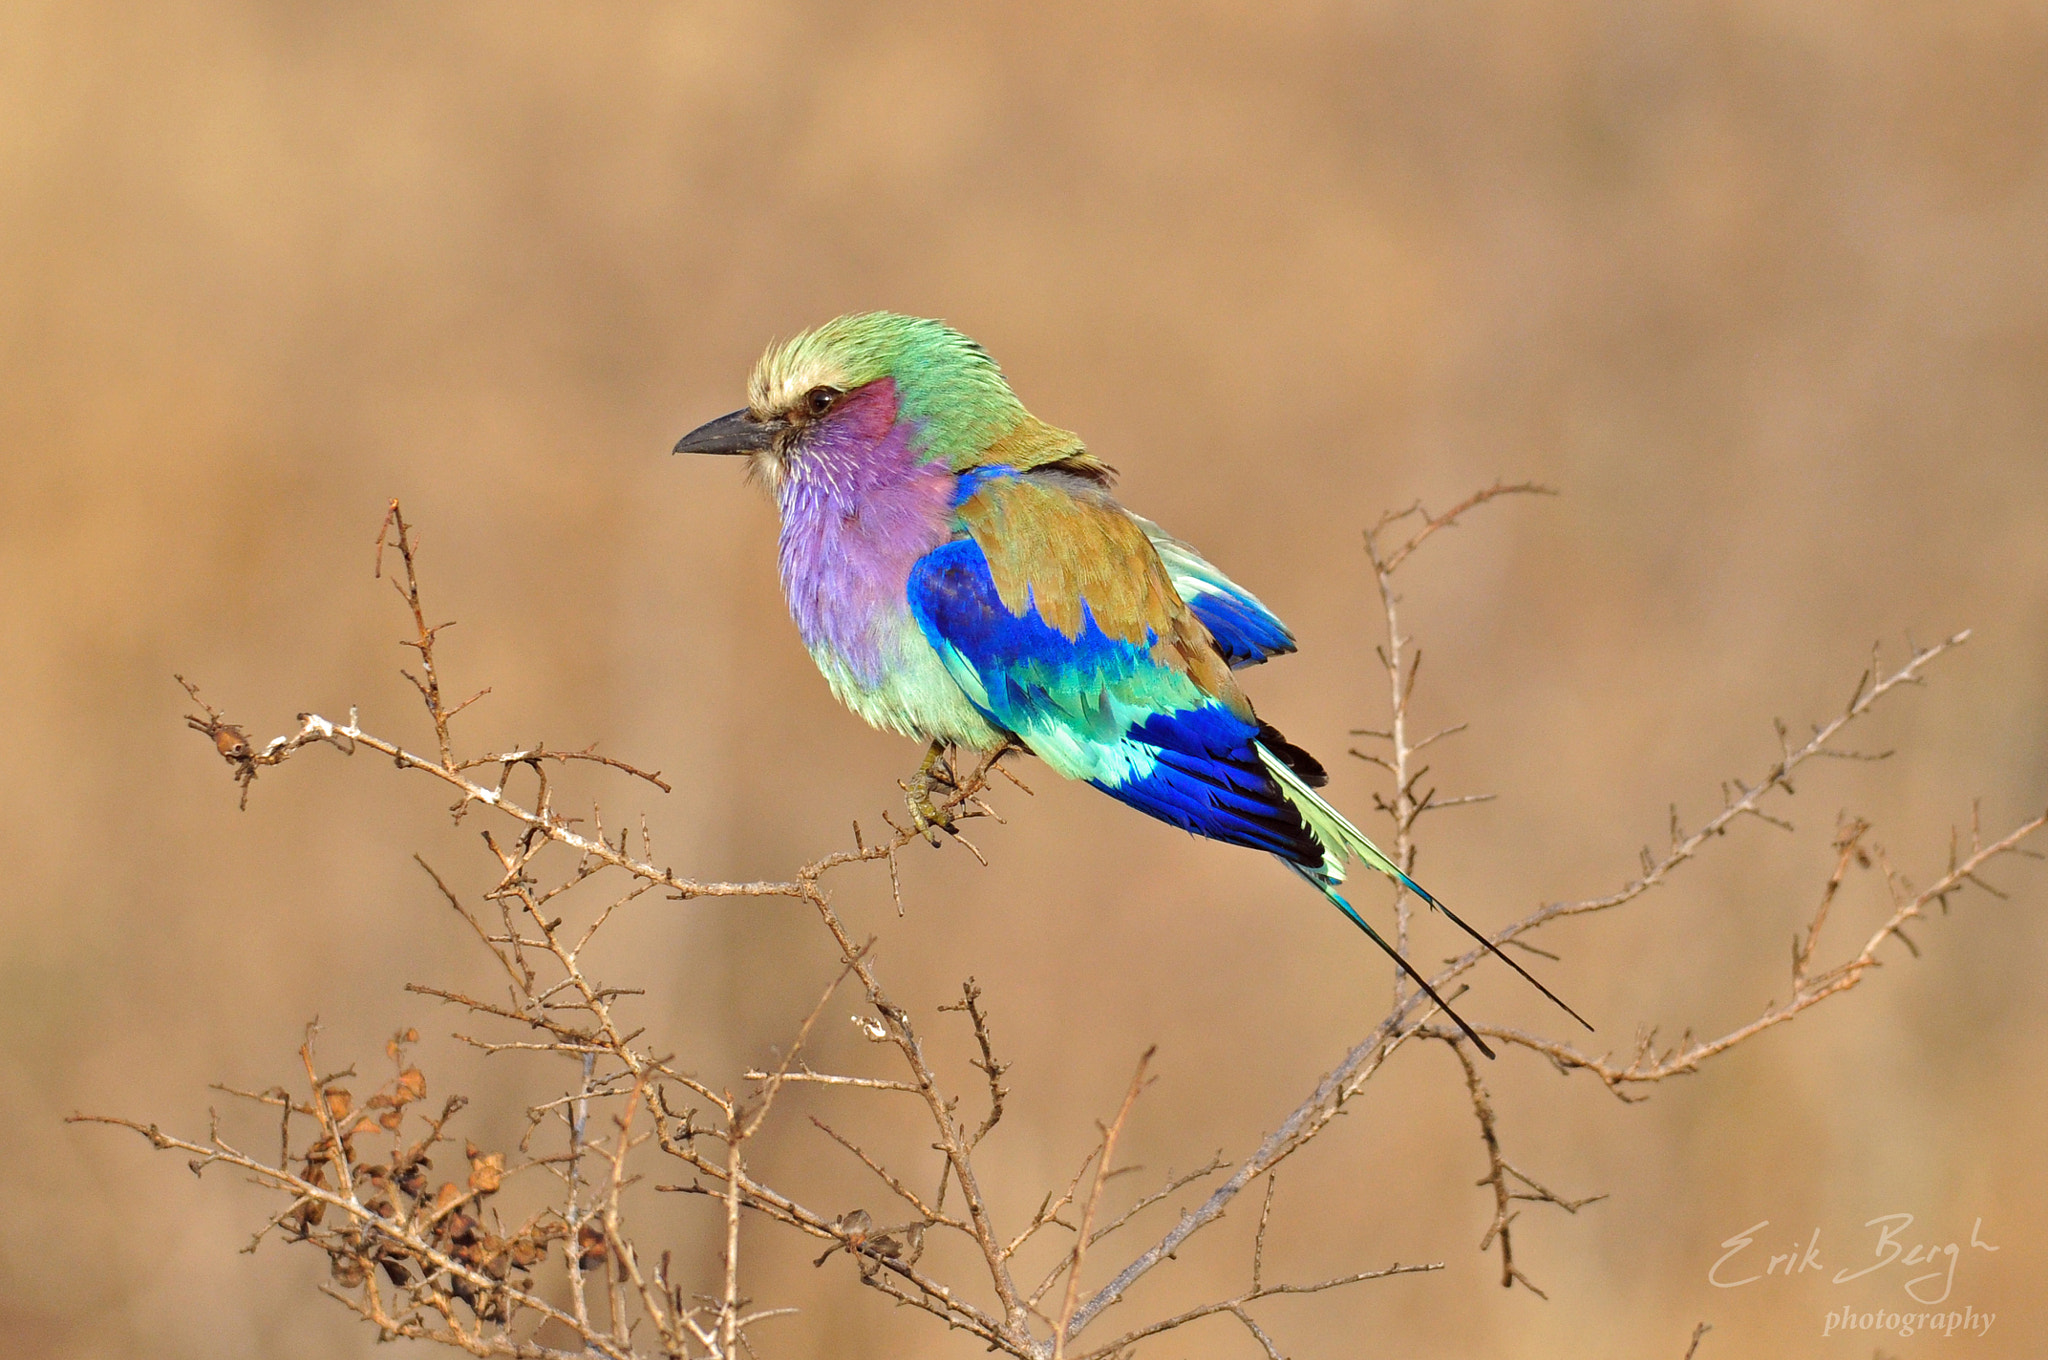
804, 386, 841, 417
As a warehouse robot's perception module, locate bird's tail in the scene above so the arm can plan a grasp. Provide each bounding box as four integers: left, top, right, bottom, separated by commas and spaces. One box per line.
1256, 742, 1592, 1056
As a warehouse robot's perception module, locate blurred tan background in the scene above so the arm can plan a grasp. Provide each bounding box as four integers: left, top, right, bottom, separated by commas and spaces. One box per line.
6, 2, 2048, 1356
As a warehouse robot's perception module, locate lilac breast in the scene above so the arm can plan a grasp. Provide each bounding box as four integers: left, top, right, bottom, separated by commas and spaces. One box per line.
777, 380, 956, 685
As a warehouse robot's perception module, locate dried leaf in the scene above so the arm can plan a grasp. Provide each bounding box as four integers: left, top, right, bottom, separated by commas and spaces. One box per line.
322, 1088, 353, 1122
576, 1222, 608, 1271
394, 1069, 426, 1105
476, 1232, 511, 1279
468, 1150, 504, 1195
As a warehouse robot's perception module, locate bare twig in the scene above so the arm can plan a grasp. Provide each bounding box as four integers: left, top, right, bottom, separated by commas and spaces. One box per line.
1485, 805, 2048, 1093
1053, 1049, 1153, 1360
1444, 1037, 1603, 1297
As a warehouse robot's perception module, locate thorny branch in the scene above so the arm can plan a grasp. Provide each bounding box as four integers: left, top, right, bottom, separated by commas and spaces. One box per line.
1357, 484, 1549, 1002
1052, 1048, 1152, 1360
1478, 806, 2048, 1093
1443, 1037, 1603, 1297
147, 502, 1429, 1359
1337, 483, 2047, 1295
100, 492, 2047, 1355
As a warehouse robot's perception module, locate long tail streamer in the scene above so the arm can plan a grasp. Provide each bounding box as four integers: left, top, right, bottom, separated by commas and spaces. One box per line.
1260, 744, 1594, 1055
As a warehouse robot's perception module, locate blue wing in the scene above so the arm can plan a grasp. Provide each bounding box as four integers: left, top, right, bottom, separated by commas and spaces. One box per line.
907, 537, 1322, 864
1186, 587, 1296, 668
1134, 517, 1296, 668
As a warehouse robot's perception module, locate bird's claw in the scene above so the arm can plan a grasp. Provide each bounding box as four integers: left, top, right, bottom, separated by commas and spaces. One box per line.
908, 787, 955, 844
903, 741, 958, 845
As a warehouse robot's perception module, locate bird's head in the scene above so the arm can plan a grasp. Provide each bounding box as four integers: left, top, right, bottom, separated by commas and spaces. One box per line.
673, 313, 1018, 487
674, 313, 1101, 489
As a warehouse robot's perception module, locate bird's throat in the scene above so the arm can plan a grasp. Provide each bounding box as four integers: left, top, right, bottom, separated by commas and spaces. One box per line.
776, 406, 955, 685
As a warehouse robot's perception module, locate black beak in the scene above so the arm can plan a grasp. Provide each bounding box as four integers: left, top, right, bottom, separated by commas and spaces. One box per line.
673, 408, 786, 456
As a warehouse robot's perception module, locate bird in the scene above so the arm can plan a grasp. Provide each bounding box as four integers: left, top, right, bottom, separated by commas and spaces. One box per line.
674, 312, 1586, 1054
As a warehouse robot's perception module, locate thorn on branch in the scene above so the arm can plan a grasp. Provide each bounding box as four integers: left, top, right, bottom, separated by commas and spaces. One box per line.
939, 979, 1010, 1148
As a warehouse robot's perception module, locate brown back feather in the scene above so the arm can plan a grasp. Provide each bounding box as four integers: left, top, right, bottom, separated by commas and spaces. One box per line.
955, 474, 1251, 719
971, 414, 1118, 483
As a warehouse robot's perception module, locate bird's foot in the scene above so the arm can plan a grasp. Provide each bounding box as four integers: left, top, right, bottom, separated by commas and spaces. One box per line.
909, 789, 955, 841
902, 741, 958, 845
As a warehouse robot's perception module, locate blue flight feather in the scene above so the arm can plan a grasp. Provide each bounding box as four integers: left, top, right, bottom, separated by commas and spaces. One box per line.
1184, 588, 1296, 668
1133, 516, 1296, 669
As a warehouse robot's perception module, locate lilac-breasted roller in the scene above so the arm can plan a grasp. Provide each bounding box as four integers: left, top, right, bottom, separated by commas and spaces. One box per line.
675, 313, 1584, 1052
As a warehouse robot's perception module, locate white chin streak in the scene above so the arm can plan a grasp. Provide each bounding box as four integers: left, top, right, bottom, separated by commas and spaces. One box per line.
745, 448, 786, 492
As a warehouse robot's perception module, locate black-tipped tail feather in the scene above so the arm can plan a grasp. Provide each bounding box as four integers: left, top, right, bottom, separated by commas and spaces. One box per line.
1292, 867, 1495, 1056
1386, 869, 1593, 1035
1257, 739, 1593, 1042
